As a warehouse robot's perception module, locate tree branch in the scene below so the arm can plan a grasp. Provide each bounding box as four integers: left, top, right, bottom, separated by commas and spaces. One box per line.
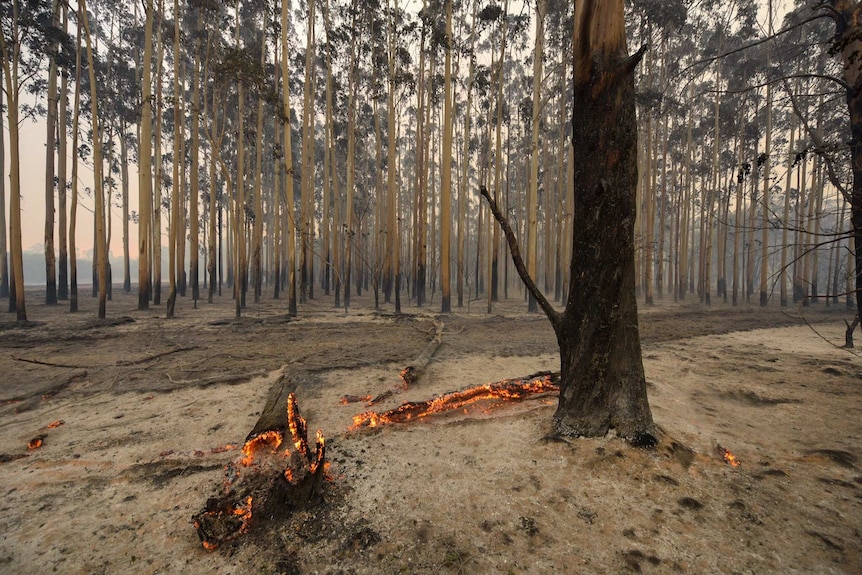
479, 185, 561, 330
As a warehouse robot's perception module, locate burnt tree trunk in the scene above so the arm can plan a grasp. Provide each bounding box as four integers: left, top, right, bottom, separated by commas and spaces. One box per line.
833, 0, 862, 344
481, 0, 655, 443
556, 1, 654, 439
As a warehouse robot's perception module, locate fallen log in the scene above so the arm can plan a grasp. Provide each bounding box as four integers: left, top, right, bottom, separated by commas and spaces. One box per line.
352, 371, 560, 429
192, 392, 326, 551
362, 321, 445, 406
400, 320, 445, 387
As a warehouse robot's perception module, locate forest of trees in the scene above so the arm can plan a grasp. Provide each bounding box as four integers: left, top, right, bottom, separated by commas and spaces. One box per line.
1, 0, 860, 323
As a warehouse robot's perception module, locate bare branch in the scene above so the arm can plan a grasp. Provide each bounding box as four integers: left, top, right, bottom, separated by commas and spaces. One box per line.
479, 186, 561, 330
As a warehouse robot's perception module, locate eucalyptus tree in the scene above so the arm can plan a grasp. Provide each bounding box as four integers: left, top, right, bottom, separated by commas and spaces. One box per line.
138, 0, 156, 310
0, 0, 69, 319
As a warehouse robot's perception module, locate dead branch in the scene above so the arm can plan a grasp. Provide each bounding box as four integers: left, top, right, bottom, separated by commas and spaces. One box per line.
115, 346, 197, 366
165, 370, 268, 388
479, 186, 561, 330
365, 321, 445, 406
11, 356, 88, 369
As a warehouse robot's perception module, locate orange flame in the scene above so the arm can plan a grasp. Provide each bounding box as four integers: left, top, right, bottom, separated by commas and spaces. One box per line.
287, 393, 308, 457
46, 420, 65, 429
240, 431, 283, 466
723, 448, 741, 467
27, 437, 44, 450
352, 374, 559, 429
232, 496, 253, 532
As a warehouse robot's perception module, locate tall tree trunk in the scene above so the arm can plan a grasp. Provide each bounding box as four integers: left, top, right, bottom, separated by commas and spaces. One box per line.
121, 134, 131, 292
190, 9, 202, 303
44, 0, 60, 306
68, 15, 82, 313
300, 0, 316, 303
138, 0, 155, 310
153, 2, 165, 305
760, 85, 773, 307
0, 65, 7, 300
526, 0, 545, 312
387, 0, 401, 313
282, 0, 298, 315
0, 0, 26, 319
780, 103, 796, 307
81, 0, 107, 318
439, 0, 454, 313
167, 0, 182, 318
253, 19, 266, 305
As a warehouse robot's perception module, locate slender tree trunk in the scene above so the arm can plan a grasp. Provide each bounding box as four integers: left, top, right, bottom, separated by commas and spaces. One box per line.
0, 66, 8, 300
44, 0, 60, 306
525, 0, 545, 312
780, 104, 796, 307
68, 15, 82, 313
153, 3, 165, 305
283, 0, 298, 315
387, 0, 401, 312
760, 84, 773, 307
81, 0, 107, 318
439, 0, 454, 313
0, 2, 26, 319
252, 20, 266, 304
138, 0, 155, 309
190, 10, 202, 303
167, 0, 182, 318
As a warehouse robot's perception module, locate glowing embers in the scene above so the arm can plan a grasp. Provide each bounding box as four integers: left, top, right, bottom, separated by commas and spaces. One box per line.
351, 373, 559, 429
240, 431, 283, 466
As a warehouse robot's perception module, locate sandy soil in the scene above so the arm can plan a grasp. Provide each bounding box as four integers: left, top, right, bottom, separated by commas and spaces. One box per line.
0, 289, 860, 575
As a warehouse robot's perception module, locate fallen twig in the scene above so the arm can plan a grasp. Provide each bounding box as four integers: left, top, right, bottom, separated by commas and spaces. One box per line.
11, 355, 87, 369
116, 346, 197, 366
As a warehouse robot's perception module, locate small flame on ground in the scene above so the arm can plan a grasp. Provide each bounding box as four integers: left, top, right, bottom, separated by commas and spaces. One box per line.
211, 443, 238, 454
46, 420, 65, 429
27, 437, 44, 450
723, 448, 741, 467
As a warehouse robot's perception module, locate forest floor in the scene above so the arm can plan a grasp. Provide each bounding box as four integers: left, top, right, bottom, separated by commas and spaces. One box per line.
0, 287, 860, 575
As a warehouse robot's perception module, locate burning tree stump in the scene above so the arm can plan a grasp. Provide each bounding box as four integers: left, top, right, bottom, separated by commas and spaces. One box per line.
192, 393, 326, 551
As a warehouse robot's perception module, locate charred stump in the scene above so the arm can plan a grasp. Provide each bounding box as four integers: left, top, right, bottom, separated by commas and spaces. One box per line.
192, 393, 326, 551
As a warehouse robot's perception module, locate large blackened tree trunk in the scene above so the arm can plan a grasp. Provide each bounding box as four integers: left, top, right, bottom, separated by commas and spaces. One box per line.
556, 0, 654, 438
482, 0, 654, 441
832, 0, 862, 337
